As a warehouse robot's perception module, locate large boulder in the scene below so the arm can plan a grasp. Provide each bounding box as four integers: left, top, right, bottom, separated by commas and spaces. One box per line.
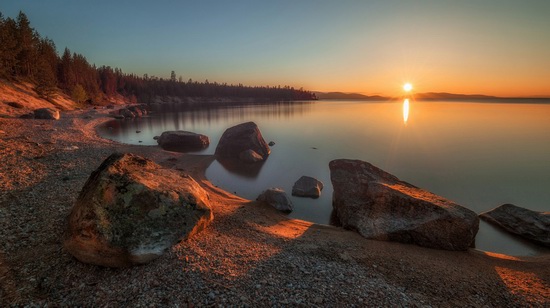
64, 153, 213, 267
215, 122, 270, 162
157, 131, 210, 152
292, 176, 324, 198
257, 188, 294, 213
480, 204, 550, 247
34, 108, 60, 120
329, 159, 479, 251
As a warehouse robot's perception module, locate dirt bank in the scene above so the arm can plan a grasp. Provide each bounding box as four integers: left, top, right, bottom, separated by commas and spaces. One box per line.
0, 109, 548, 306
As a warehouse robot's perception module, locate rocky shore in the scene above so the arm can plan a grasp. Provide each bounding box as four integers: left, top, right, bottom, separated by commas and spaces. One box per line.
1, 108, 549, 306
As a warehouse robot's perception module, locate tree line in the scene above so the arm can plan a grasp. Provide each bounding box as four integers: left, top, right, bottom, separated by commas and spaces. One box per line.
0, 11, 317, 104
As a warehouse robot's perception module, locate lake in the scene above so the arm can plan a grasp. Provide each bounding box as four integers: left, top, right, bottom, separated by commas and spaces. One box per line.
98, 99, 550, 256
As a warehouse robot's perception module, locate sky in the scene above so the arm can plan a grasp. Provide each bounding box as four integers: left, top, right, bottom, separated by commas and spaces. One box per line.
2, 0, 550, 97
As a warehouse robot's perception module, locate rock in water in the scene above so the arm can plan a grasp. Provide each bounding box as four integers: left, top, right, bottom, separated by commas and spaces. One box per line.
34, 108, 60, 120
480, 204, 550, 247
157, 131, 210, 152
215, 122, 270, 161
257, 188, 294, 213
64, 153, 213, 267
329, 159, 479, 251
292, 176, 324, 198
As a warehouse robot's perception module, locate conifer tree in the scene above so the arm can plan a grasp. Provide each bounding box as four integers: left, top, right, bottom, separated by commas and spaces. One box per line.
15, 11, 38, 78
35, 58, 57, 99
0, 14, 20, 77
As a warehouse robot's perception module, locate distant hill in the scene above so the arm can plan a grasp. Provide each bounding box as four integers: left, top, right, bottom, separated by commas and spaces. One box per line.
315, 91, 505, 100
314, 92, 388, 100
413, 92, 498, 100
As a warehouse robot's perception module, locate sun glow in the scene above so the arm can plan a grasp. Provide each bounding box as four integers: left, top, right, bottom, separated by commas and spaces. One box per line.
403, 83, 413, 92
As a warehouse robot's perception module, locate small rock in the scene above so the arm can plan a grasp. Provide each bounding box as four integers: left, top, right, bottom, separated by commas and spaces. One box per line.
257, 188, 293, 213
313, 296, 323, 304
136, 130, 141, 133
268, 141, 275, 146
34, 108, 60, 120
292, 176, 323, 198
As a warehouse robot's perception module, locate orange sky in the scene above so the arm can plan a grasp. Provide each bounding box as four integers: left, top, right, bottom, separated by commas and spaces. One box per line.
5, 1, 550, 97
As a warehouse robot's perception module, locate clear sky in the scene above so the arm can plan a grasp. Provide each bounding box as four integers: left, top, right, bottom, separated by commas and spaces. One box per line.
3, 0, 550, 96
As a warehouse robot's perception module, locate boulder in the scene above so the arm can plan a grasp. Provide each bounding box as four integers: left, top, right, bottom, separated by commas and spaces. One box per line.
215, 122, 270, 161
329, 159, 479, 251
127, 106, 143, 117
239, 149, 264, 163
292, 176, 324, 198
34, 108, 60, 120
157, 131, 210, 152
480, 204, 550, 247
19, 113, 34, 119
119, 108, 135, 119
257, 188, 293, 213
128, 105, 147, 117
64, 153, 213, 267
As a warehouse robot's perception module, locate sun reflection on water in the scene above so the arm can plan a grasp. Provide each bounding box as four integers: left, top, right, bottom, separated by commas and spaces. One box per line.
403, 98, 410, 124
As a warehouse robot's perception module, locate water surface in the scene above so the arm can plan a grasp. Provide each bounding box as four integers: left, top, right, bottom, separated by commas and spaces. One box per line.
98, 99, 550, 256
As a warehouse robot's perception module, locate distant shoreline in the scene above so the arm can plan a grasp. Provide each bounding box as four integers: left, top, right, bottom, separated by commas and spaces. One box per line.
315, 91, 550, 101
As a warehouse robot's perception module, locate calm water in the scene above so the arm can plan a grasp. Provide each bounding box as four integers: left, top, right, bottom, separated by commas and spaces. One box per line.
98, 99, 550, 256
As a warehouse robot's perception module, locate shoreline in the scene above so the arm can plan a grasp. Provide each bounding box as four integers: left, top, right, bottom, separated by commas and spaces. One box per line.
1, 108, 549, 306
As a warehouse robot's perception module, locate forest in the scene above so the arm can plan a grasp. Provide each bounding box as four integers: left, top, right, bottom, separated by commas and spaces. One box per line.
0, 11, 317, 105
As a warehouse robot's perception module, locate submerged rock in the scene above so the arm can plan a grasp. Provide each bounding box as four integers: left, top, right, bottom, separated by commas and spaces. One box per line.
34, 108, 60, 120
292, 176, 324, 198
329, 159, 479, 251
64, 153, 213, 267
215, 122, 270, 162
480, 204, 550, 247
257, 188, 294, 213
157, 131, 210, 152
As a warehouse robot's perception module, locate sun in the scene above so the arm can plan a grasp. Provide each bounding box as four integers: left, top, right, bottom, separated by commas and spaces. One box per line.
403, 83, 413, 92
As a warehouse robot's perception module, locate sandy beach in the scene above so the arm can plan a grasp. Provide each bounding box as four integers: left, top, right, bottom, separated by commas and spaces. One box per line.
1, 108, 549, 306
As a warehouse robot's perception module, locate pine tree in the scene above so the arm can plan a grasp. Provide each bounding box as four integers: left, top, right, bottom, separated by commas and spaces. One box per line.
35, 58, 57, 99
58, 47, 75, 91
0, 14, 20, 77
15, 11, 38, 78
